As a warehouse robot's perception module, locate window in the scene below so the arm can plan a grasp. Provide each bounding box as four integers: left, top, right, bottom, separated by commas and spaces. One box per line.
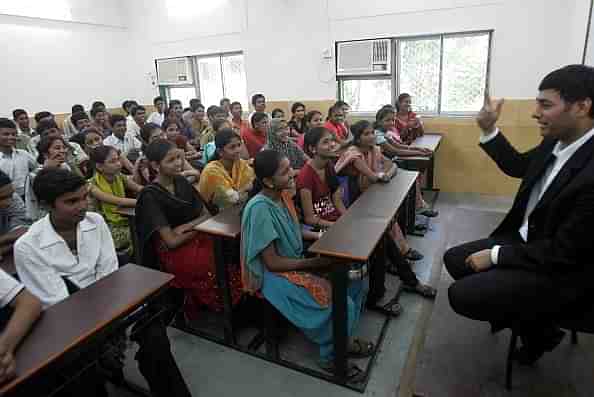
337, 31, 491, 115
159, 53, 248, 109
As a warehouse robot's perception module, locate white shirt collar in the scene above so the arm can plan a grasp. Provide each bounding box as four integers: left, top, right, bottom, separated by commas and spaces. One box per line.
551, 127, 594, 162
37, 214, 98, 249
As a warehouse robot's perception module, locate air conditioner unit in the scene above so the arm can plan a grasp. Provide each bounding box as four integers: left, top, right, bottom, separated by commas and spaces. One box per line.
337, 39, 391, 76
156, 58, 193, 85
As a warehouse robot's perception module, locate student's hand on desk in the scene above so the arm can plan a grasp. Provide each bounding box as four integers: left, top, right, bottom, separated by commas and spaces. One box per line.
418, 148, 433, 156
477, 93, 504, 134
0, 342, 16, 383
465, 249, 493, 272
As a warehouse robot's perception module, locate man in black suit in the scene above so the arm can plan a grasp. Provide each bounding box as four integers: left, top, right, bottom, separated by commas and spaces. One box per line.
444, 64, 594, 364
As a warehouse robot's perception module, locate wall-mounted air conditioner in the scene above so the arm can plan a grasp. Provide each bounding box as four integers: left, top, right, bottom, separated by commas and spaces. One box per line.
156, 58, 193, 85
337, 39, 391, 76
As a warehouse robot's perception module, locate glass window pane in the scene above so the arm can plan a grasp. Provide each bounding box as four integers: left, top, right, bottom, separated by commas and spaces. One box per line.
341, 79, 392, 112
441, 34, 490, 113
168, 86, 196, 108
197, 56, 224, 107
222, 54, 248, 110
398, 38, 441, 113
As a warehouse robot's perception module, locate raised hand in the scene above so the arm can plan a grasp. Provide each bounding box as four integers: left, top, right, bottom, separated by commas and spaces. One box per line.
477, 92, 504, 134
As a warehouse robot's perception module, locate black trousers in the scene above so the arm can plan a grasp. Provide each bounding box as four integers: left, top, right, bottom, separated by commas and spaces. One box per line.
443, 234, 572, 346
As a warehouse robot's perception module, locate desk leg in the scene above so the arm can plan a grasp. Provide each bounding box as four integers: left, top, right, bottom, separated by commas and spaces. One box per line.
331, 265, 348, 383
214, 238, 236, 345
426, 155, 435, 190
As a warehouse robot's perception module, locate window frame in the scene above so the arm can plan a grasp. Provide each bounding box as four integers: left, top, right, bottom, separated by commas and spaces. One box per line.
336, 30, 493, 117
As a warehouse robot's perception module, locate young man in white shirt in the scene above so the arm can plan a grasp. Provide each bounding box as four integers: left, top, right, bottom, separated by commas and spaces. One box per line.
14, 168, 192, 397
248, 93, 267, 125
0, 119, 37, 200
147, 96, 166, 126
103, 114, 141, 173
127, 105, 146, 139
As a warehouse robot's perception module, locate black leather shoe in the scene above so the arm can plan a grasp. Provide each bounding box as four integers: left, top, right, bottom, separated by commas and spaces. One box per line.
514, 328, 565, 366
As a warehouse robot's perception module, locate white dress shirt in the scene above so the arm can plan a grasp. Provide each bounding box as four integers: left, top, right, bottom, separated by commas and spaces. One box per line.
147, 112, 164, 127
0, 148, 38, 197
481, 127, 594, 264
103, 132, 142, 155
0, 268, 24, 308
14, 212, 118, 309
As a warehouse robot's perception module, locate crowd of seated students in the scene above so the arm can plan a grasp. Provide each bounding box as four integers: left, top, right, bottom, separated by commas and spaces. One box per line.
0, 92, 438, 388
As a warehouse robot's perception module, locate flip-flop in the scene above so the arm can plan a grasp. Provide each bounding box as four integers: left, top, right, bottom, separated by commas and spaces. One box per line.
404, 249, 424, 261
402, 283, 437, 299
318, 360, 365, 383
370, 297, 403, 317
348, 338, 375, 358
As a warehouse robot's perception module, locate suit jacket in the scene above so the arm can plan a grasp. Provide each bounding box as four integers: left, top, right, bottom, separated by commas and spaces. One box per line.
480, 132, 594, 284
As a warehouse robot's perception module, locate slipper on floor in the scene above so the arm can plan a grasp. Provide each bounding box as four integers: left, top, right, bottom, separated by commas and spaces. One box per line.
318, 360, 365, 383
348, 338, 375, 358
404, 249, 424, 261
370, 297, 403, 317
402, 283, 437, 299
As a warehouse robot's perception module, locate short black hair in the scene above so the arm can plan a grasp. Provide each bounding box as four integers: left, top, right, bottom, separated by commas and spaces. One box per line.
291, 102, 305, 114
33, 167, 86, 207
0, 118, 16, 130
251, 93, 265, 106
12, 109, 27, 120
153, 96, 164, 105
122, 100, 131, 111
90, 107, 106, 118
145, 139, 175, 163
169, 99, 182, 107
91, 101, 105, 110
71, 104, 84, 114
70, 111, 90, 126
131, 106, 146, 116
271, 108, 285, 118
220, 98, 230, 106
36, 135, 66, 164
539, 64, 594, 117
34, 111, 52, 123
110, 114, 126, 125
140, 122, 161, 142
207, 105, 226, 119
230, 101, 242, 110
189, 98, 202, 111
251, 112, 268, 128
36, 120, 59, 136
90, 144, 117, 164
0, 169, 11, 187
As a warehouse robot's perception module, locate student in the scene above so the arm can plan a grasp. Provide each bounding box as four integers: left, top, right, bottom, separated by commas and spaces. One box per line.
82, 127, 104, 155
288, 102, 306, 137
298, 110, 324, 149
169, 99, 192, 138
182, 99, 201, 128
335, 121, 436, 298
0, 119, 37, 199
248, 93, 267, 124
70, 112, 92, 137
136, 139, 242, 316
90, 107, 111, 137
230, 101, 249, 136
395, 93, 424, 143
33, 120, 89, 176
15, 167, 192, 396
91, 100, 107, 112
140, 122, 165, 147
220, 97, 231, 117
122, 99, 138, 122
127, 105, 147, 138
199, 106, 228, 147
271, 108, 285, 119
0, 269, 42, 384
242, 149, 373, 378
162, 120, 201, 165
12, 109, 33, 138
0, 171, 30, 259
190, 102, 208, 141
243, 112, 268, 158
103, 114, 142, 172
324, 105, 349, 145
201, 119, 231, 164
147, 96, 166, 126
199, 129, 255, 210
34, 111, 53, 126
263, 118, 308, 169
62, 105, 83, 138
334, 100, 352, 132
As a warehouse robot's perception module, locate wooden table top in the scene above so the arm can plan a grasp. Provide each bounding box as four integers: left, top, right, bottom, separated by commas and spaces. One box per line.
0, 255, 15, 276
410, 133, 442, 152
194, 205, 242, 239
115, 207, 135, 217
0, 264, 173, 395
308, 170, 418, 261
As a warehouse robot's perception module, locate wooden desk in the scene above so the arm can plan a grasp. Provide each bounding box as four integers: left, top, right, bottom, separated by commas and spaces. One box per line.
410, 133, 442, 190
193, 204, 242, 345
0, 255, 15, 276
308, 170, 418, 383
1, 264, 173, 396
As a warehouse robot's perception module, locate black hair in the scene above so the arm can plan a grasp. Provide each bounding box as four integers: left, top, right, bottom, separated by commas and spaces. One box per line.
189, 98, 202, 111
0, 118, 16, 130
230, 101, 242, 110
90, 144, 117, 164
71, 104, 84, 114
195, 102, 205, 111
207, 105, 225, 119
140, 122, 161, 143
291, 102, 305, 114
539, 64, 594, 117
82, 126, 102, 138
397, 93, 411, 104
36, 135, 66, 164
251, 112, 268, 128
145, 139, 175, 163
12, 109, 27, 120
327, 104, 342, 120
304, 110, 322, 132
350, 120, 372, 145
34, 111, 52, 123
213, 118, 230, 132
169, 99, 182, 108
334, 100, 349, 109
122, 100, 131, 111
33, 167, 86, 207
220, 98, 231, 106
110, 114, 126, 126
70, 111, 90, 126
90, 107, 106, 118
161, 119, 180, 131
131, 105, 146, 117
36, 120, 59, 137
271, 108, 285, 118
251, 93, 265, 106
248, 149, 283, 200
0, 169, 11, 187
212, 128, 240, 161
374, 107, 395, 130
302, 127, 340, 193
153, 96, 164, 105
69, 132, 86, 147
91, 101, 105, 110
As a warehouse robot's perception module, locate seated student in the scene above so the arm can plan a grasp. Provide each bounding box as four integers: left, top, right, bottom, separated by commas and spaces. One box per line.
182, 99, 201, 128
0, 269, 42, 384
200, 106, 229, 147
190, 102, 208, 141
202, 119, 231, 164
33, 120, 89, 177
230, 101, 249, 136
334, 100, 352, 132
103, 114, 142, 173
220, 97, 231, 117
162, 120, 201, 165
127, 105, 147, 139
335, 121, 436, 298
374, 107, 438, 218
12, 109, 35, 154
90, 107, 111, 137
70, 111, 92, 138
147, 96, 166, 127
0, 171, 30, 259
242, 112, 269, 158
242, 149, 373, 378
297, 110, 324, 149
89, 145, 142, 253
133, 123, 165, 186
395, 93, 424, 144
136, 139, 242, 316
34, 111, 53, 126
169, 99, 192, 138
81, 127, 104, 155
288, 102, 306, 138
263, 118, 308, 169
248, 93, 267, 125
122, 99, 138, 123
15, 168, 192, 397
271, 108, 285, 119
0, 119, 37, 200
30, 112, 54, 150
62, 105, 84, 138
199, 129, 255, 210
324, 105, 350, 146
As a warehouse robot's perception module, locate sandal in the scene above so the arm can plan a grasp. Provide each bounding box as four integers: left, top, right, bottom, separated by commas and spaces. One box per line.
369, 297, 403, 317
416, 206, 439, 218
404, 249, 424, 261
402, 283, 437, 299
318, 360, 365, 383
348, 338, 375, 358
386, 259, 413, 277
